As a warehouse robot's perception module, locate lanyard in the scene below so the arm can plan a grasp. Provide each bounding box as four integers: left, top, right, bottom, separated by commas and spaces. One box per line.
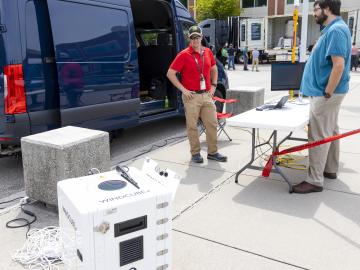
192, 50, 205, 78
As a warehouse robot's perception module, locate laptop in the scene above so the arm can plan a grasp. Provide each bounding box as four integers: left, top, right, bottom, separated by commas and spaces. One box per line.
256, 95, 289, 111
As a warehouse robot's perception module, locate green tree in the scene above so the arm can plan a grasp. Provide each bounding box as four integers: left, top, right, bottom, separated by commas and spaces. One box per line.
195, 0, 241, 22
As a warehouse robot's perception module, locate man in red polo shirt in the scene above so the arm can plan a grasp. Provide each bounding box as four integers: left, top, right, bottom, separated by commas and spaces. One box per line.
167, 25, 227, 163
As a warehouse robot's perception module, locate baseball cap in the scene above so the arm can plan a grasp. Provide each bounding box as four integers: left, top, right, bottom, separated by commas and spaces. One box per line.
188, 25, 202, 38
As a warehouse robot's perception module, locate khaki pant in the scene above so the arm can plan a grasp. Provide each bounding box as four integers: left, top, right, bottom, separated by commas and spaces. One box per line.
252, 58, 259, 71
182, 92, 218, 155
307, 94, 345, 186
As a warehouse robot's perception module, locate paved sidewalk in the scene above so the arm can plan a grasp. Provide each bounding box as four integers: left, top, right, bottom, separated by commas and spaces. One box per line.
1, 67, 360, 269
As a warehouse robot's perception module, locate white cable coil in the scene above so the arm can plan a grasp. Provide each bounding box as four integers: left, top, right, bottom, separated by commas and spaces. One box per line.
12, 226, 63, 270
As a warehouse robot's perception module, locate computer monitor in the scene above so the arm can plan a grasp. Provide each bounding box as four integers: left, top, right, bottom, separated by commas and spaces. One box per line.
271, 62, 306, 91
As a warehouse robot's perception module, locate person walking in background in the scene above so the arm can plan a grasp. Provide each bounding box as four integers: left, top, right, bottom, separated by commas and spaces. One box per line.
351, 42, 358, 71
251, 48, 260, 72
292, 0, 351, 194
167, 25, 227, 164
227, 43, 235, 70
243, 46, 249, 71
221, 43, 228, 67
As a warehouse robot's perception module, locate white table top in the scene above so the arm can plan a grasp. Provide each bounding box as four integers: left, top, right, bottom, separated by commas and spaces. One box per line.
227, 100, 310, 132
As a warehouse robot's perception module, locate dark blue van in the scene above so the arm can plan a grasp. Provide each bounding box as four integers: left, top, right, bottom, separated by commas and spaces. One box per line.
0, 0, 228, 155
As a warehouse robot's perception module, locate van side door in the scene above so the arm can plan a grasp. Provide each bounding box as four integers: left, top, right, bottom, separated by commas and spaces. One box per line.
47, 0, 140, 130
22, 0, 61, 134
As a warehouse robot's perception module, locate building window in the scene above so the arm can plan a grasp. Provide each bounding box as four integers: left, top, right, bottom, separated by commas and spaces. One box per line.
180, 0, 188, 8
287, 0, 315, 4
243, 0, 255, 8
243, 0, 267, 8
255, 0, 267, 7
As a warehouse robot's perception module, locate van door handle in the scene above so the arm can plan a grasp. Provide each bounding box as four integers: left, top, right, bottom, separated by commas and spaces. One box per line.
43, 57, 55, 64
124, 64, 135, 71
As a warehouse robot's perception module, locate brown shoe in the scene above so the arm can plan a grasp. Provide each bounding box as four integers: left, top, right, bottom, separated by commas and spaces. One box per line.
323, 172, 337, 179
292, 181, 323, 194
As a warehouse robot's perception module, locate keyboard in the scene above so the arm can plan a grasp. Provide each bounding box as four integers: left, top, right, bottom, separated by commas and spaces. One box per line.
255, 104, 276, 111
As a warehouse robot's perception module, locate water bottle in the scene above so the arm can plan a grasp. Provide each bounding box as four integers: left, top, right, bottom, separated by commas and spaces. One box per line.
164, 96, 169, 108
298, 91, 303, 103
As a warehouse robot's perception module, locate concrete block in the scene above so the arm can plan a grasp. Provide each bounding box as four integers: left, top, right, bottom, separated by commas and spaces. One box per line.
225, 86, 264, 115
21, 126, 110, 206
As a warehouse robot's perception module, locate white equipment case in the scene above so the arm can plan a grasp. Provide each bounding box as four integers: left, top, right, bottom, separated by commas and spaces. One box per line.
58, 159, 178, 270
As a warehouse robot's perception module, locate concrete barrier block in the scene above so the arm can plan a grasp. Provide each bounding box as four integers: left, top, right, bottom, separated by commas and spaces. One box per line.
22, 126, 110, 206
225, 86, 264, 115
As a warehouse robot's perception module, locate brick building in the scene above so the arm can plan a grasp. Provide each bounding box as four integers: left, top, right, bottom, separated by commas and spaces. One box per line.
241, 0, 360, 18
180, 0, 196, 18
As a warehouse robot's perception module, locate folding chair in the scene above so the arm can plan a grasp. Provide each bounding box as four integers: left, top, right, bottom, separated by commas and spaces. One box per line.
198, 96, 239, 141
213, 96, 239, 141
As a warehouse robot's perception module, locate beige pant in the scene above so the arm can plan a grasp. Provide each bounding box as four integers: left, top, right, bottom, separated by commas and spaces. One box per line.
252, 58, 259, 71
307, 94, 345, 186
182, 92, 218, 155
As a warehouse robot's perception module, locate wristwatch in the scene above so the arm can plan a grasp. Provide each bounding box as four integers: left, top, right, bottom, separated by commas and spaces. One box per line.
211, 83, 217, 87
324, 92, 332, 99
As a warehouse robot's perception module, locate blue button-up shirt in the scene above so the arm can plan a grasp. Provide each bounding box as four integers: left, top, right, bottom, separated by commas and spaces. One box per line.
301, 17, 351, 96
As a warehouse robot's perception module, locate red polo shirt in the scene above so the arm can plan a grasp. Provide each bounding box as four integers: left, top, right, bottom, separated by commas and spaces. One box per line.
170, 46, 216, 91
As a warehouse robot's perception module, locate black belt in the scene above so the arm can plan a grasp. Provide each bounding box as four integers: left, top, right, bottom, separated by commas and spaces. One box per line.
189, 90, 208, 94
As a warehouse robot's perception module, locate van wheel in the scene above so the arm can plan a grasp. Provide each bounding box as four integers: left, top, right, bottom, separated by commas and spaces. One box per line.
214, 89, 224, 113
109, 129, 124, 143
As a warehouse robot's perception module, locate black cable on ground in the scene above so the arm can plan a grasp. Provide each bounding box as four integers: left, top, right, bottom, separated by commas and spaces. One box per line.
6, 203, 37, 237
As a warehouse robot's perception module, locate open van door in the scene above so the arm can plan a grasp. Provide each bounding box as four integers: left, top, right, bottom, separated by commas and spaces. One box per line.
130, 0, 180, 119
46, 0, 140, 131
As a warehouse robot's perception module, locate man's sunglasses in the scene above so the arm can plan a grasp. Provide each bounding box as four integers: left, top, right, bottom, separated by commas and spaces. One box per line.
190, 36, 202, 40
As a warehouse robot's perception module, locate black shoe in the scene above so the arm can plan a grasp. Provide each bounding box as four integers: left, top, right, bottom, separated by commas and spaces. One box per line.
292, 181, 323, 194
192, 153, 204, 163
323, 172, 337, 179
207, 153, 227, 162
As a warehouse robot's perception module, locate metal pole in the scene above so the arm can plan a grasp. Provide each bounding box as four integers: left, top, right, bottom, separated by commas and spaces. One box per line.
300, 0, 310, 62
290, 0, 300, 100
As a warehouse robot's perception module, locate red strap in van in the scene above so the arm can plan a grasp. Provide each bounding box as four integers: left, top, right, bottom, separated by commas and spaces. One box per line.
3, 64, 27, 114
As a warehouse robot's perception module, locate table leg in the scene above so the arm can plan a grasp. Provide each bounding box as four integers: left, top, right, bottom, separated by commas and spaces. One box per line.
234, 128, 300, 193
235, 128, 256, 183
272, 131, 294, 193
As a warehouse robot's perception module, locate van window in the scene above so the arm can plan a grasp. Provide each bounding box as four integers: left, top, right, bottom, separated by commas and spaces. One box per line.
140, 32, 173, 46
181, 22, 195, 46
49, 1, 130, 62
241, 24, 246, 42
25, 0, 59, 112
26, 2, 43, 79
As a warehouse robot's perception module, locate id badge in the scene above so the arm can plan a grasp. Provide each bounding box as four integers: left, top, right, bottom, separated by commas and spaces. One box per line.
200, 78, 206, 90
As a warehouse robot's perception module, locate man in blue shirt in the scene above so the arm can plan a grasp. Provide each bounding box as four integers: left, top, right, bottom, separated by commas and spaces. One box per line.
293, 0, 351, 194
243, 46, 249, 71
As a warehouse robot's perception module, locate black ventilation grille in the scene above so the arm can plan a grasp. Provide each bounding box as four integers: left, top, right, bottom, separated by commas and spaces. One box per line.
120, 236, 144, 266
